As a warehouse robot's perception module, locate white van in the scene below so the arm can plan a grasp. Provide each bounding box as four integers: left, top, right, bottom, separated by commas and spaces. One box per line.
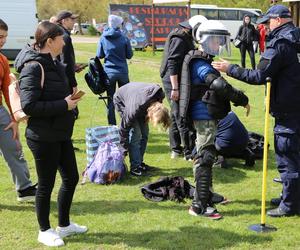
1, 0, 38, 59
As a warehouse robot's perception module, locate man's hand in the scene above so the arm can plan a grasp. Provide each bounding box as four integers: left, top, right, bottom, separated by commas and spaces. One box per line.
170, 89, 179, 101
244, 104, 251, 117
212, 58, 231, 73
4, 121, 19, 140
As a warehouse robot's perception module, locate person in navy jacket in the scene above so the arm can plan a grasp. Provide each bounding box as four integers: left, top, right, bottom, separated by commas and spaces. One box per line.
215, 111, 255, 167
213, 5, 300, 217
97, 14, 133, 125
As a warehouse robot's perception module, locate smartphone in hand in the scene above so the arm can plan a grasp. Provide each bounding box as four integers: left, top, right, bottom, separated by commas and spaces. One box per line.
71, 90, 85, 100
75, 63, 88, 73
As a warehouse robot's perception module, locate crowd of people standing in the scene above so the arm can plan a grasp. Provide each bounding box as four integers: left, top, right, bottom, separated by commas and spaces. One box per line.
1, 2, 300, 248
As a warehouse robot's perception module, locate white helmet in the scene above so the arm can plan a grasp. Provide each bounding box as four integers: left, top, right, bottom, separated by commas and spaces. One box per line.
178, 15, 207, 30
195, 20, 231, 56
188, 15, 208, 40
188, 15, 208, 28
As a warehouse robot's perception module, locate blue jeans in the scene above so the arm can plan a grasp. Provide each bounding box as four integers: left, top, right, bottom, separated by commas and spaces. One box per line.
107, 73, 129, 125
128, 118, 149, 169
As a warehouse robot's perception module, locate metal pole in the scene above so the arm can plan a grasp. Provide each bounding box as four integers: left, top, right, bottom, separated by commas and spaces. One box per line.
187, 0, 191, 18
152, 3, 155, 56
249, 77, 276, 233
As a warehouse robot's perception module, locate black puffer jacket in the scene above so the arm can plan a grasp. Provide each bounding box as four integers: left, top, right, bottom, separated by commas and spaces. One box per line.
15, 44, 75, 141
236, 22, 258, 45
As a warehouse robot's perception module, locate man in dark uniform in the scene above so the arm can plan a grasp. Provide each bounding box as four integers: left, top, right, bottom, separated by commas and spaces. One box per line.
160, 15, 207, 161
56, 10, 80, 118
213, 5, 300, 217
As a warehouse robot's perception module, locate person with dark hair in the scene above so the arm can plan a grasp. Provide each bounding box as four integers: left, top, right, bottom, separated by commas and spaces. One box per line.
15, 21, 87, 247
97, 14, 133, 126
160, 15, 207, 161
236, 15, 258, 69
0, 18, 37, 202
114, 82, 170, 176
56, 10, 80, 119
213, 5, 300, 217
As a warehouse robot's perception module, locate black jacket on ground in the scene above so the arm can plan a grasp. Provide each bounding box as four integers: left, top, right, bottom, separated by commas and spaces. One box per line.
160, 27, 195, 83
113, 82, 165, 152
15, 44, 75, 141
58, 26, 77, 89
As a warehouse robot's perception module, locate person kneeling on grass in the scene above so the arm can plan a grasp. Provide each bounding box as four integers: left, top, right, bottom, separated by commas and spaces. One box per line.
114, 82, 171, 176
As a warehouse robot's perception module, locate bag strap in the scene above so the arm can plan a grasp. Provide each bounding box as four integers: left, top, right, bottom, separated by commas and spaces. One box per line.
24, 61, 45, 88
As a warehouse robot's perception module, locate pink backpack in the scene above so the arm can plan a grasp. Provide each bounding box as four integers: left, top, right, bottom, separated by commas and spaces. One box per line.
9, 61, 44, 122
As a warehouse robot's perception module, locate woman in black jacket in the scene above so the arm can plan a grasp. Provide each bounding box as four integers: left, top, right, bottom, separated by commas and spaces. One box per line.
236, 15, 258, 69
15, 21, 87, 247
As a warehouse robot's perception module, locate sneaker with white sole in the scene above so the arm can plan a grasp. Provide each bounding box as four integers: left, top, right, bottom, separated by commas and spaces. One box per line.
188, 205, 223, 220
17, 184, 37, 202
38, 228, 65, 247
171, 151, 182, 159
56, 222, 88, 238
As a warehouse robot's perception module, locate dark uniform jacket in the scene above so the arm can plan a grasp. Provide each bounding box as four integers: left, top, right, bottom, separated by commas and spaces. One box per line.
160, 27, 194, 86
15, 44, 75, 141
59, 26, 77, 90
227, 22, 300, 118
113, 82, 165, 152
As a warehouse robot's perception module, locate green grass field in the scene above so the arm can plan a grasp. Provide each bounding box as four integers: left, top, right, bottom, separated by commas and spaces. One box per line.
1, 42, 300, 250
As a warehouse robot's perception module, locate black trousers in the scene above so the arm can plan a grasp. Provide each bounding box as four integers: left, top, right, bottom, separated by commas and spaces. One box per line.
215, 142, 253, 161
240, 42, 256, 70
162, 80, 195, 156
27, 139, 79, 231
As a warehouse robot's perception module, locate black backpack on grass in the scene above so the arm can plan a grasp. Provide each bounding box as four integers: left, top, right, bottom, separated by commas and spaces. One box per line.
141, 176, 194, 203
141, 176, 227, 204
85, 57, 109, 95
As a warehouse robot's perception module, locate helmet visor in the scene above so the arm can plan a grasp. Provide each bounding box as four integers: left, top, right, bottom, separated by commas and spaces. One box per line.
199, 34, 231, 57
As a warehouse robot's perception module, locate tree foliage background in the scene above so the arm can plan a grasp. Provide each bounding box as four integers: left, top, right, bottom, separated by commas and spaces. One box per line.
37, 0, 286, 23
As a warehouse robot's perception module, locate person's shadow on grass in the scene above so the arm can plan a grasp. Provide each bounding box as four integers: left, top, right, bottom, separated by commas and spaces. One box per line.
66, 226, 272, 249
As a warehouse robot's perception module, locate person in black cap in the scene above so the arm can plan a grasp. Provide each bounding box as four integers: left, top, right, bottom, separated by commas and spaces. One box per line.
160, 15, 207, 161
213, 5, 300, 217
56, 10, 80, 118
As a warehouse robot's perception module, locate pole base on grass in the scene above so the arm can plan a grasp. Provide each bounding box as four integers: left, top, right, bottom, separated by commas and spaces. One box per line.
249, 224, 277, 233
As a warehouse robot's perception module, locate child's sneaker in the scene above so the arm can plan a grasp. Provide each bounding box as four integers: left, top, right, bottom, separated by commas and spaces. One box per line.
189, 205, 223, 220
38, 228, 64, 247
56, 222, 88, 238
130, 167, 143, 176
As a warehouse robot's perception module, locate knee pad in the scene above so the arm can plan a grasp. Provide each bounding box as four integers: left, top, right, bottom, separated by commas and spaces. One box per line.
194, 146, 216, 168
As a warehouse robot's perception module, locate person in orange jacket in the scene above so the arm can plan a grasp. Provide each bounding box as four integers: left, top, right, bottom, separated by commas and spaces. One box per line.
257, 24, 266, 54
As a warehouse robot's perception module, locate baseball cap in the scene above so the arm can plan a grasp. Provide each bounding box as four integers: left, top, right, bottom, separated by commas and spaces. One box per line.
56, 10, 79, 22
257, 5, 291, 24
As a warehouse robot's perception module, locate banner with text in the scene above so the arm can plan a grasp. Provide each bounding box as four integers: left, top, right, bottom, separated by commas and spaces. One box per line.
110, 4, 188, 49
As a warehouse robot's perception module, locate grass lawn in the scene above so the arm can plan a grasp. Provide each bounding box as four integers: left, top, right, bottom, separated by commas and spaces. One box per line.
1, 42, 300, 250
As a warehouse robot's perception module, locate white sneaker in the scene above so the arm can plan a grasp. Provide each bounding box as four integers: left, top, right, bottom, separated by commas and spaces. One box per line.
38, 228, 65, 247
56, 222, 88, 238
170, 151, 182, 159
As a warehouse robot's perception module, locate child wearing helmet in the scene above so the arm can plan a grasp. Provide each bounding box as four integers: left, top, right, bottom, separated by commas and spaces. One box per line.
179, 20, 250, 219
